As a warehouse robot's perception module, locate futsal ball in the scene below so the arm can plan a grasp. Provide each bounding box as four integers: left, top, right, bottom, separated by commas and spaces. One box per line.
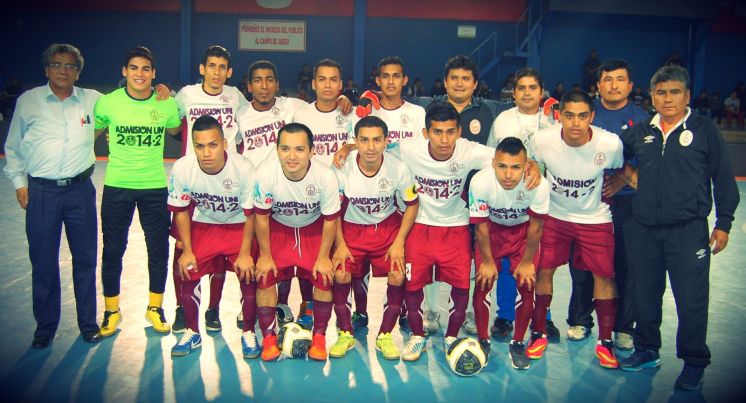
277, 322, 312, 358
446, 337, 487, 376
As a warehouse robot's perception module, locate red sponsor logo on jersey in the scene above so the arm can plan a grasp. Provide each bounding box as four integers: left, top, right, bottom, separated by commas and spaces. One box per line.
181, 194, 191, 201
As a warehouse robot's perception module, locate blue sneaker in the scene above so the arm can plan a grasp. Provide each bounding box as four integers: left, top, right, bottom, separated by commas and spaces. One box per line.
297, 301, 314, 330
171, 329, 201, 357
619, 349, 661, 372
241, 330, 261, 359
351, 312, 369, 332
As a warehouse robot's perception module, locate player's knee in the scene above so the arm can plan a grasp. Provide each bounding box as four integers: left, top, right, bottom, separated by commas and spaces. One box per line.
594, 276, 617, 298
334, 270, 351, 284
387, 271, 404, 286
256, 286, 277, 306
314, 288, 333, 302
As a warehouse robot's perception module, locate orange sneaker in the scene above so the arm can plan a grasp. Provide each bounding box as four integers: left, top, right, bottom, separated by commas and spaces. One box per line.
526, 332, 548, 360
308, 333, 327, 361
261, 333, 281, 361
596, 339, 619, 369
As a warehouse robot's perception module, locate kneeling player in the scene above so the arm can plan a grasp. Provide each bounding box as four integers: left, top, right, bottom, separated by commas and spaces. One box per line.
253, 123, 341, 361
167, 116, 258, 357
468, 137, 549, 370
528, 90, 623, 368
331, 116, 419, 359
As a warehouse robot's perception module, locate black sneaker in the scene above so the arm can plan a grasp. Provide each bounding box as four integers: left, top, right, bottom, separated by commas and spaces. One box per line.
546, 320, 560, 343
479, 338, 491, 359
619, 349, 661, 372
351, 312, 369, 332
398, 313, 410, 332
205, 308, 222, 332
509, 340, 531, 370
675, 364, 704, 391
490, 318, 513, 339
172, 306, 186, 334
276, 304, 294, 325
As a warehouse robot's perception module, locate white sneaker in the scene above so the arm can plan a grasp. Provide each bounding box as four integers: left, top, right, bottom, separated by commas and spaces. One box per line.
402, 334, 427, 361
567, 325, 591, 341
614, 331, 634, 351
462, 312, 477, 335
423, 310, 440, 334
443, 336, 457, 352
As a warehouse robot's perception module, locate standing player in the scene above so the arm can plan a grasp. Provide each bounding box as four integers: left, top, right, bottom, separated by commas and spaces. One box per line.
468, 137, 549, 370
170, 45, 249, 334
527, 90, 623, 368
236, 60, 352, 329
484, 67, 559, 340
330, 116, 419, 359
566, 59, 650, 348
94, 46, 182, 336
383, 102, 539, 361
167, 115, 258, 358
253, 123, 341, 361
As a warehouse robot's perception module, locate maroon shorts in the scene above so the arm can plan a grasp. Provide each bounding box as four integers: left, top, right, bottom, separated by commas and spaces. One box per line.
538, 216, 615, 278
474, 221, 539, 272
184, 221, 243, 280
404, 223, 472, 291
257, 217, 332, 291
340, 212, 402, 278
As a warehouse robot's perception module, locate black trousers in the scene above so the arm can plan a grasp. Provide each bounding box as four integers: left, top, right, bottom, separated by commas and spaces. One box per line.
101, 186, 170, 297
567, 194, 635, 333
627, 218, 711, 367
27, 176, 98, 338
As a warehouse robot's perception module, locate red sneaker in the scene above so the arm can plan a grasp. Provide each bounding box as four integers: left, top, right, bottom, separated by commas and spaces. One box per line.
261, 333, 280, 361
596, 339, 619, 369
526, 332, 548, 360
308, 333, 327, 361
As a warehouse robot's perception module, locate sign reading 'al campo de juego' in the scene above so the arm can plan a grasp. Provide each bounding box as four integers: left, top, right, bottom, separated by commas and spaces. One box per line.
239, 20, 306, 52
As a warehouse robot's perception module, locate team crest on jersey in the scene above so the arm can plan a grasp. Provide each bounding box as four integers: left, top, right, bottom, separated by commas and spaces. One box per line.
221, 95, 231, 103
449, 161, 465, 174
593, 152, 606, 167
400, 114, 411, 127
469, 119, 481, 135
126, 135, 137, 146
378, 178, 392, 192
255, 136, 265, 147
305, 184, 317, 198
222, 178, 234, 192
272, 106, 281, 116
516, 190, 527, 203
335, 113, 347, 128
149, 109, 163, 123
679, 130, 693, 147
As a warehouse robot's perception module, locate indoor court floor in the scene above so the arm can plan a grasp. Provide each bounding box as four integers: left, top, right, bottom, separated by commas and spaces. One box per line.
0, 161, 743, 403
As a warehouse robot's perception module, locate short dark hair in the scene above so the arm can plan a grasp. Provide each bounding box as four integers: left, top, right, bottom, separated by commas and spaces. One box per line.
123, 46, 155, 69
514, 67, 543, 90
355, 116, 388, 138
495, 136, 526, 157
192, 115, 224, 139
559, 90, 594, 111
378, 56, 406, 76
277, 122, 314, 149
42, 43, 84, 72
425, 102, 460, 130
443, 55, 479, 82
650, 64, 690, 90
248, 60, 278, 81
314, 58, 342, 78
201, 45, 231, 67
598, 59, 631, 81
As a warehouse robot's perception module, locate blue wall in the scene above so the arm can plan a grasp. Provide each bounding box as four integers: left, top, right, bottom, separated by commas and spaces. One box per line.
704, 31, 746, 96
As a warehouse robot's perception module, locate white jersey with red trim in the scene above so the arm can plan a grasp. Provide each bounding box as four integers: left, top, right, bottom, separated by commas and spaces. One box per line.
293, 102, 358, 167
235, 96, 307, 167
389, 138, 494, 227
175, 84, 248, 156
468, 167, 550, 226
167, 153, 255, 224
252, 156, 341, 227
333, 150, 418, 225
486, 107, 557, 156
530, 125, 623, 224
370, 101, 426, 144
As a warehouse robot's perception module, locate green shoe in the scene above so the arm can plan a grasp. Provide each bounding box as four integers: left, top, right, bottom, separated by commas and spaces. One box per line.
375, 332, 400, 360
329, 331, 355, 358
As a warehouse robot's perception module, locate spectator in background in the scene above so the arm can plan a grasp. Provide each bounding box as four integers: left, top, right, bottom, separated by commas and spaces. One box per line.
297, 87, 311, 102
1, 78, 24, 120
735, 82, 746, 107
709, 92, 724, 125
631, 86, 650, 106
240, 73, 252, 101
551, 82, 565, 101
343, 79, 360, 105
724, 90, 745, 129
692, 90, 710, 117
664, 51, 684, 67
499, 73, 515, 101
583, 49, 600, 90
641, 97, 656, 115
587, 83, 599, 99
367, 66, 378, 90
412, 77, 425, 97
476, 81, 493, 100
572, 83, 582, 91
430, 78, 446, 96
297, 64, 312, 93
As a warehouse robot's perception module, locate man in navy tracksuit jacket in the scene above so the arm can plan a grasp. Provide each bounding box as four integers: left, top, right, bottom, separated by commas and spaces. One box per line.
617, 65, 739, 391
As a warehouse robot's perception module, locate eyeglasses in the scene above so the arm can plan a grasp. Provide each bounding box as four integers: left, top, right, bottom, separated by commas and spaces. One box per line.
48, 62, 79, 71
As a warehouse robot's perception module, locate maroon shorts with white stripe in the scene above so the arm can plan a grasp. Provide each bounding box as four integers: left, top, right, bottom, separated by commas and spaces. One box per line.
538, 215, 615, 278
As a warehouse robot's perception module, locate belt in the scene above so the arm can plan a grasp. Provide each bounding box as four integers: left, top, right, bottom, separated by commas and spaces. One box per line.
28, 165, 94, 187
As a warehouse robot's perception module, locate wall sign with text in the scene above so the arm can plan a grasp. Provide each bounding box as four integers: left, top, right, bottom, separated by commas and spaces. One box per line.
238, 19, 306, 52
